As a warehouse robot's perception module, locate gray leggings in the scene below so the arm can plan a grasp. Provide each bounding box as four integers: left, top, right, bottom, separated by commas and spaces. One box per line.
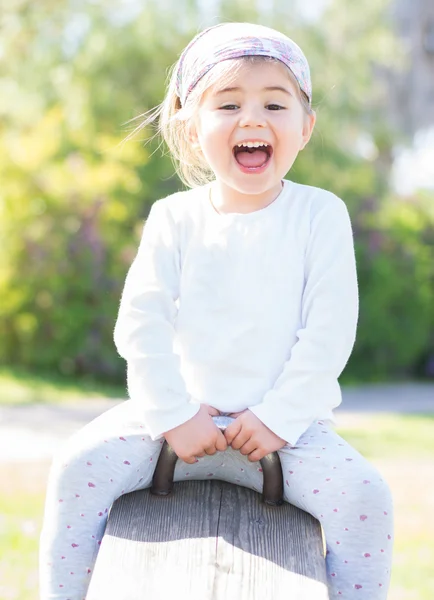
39, 400, 393, 599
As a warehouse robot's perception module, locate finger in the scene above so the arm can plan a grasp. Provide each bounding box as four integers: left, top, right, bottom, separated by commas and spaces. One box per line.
248, 449, 265, 463
215, 431, 228, 452
238, 439, 257, 456
182, 455, 198, 464
230, 430, 250, 451
224, 420, 242, 446
228, 410, 246, 418
204, 445, 217, 456
206, 405, 220, 417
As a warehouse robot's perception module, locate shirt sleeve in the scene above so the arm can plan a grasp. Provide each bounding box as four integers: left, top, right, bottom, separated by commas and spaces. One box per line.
113, 200, 199, 440
249, 196, 359, 446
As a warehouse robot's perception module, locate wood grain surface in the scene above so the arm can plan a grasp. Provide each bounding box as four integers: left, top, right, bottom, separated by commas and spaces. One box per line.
87, 480, 329, 600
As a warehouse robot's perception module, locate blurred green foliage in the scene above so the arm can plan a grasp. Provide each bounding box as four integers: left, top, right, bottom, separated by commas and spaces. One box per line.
0, 0, 433, 382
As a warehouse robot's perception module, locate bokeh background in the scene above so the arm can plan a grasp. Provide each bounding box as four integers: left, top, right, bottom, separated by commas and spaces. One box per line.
1, 1, 433, 599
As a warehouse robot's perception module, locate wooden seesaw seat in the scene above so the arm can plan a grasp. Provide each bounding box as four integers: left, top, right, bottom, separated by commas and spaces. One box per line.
87, 416, 330, 600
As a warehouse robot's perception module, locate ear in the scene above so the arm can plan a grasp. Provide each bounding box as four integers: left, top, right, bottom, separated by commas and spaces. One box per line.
300, 110, 316, 150
187, 120, 201, 149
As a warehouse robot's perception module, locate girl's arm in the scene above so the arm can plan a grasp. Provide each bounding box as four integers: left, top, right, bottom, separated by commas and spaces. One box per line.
113, 200, 199, 440
248, 196, 359, 447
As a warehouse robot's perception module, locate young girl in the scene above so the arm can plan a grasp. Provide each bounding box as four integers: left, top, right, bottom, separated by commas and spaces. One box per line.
39, 22, 394, 599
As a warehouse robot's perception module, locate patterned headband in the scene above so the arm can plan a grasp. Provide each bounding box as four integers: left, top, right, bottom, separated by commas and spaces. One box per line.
175, 22, 312, 106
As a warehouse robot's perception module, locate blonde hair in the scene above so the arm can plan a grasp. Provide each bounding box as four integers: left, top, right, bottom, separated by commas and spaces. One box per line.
129, 56, 314, 189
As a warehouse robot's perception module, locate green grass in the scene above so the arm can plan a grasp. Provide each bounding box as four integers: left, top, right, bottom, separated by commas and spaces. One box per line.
340, 416, 434, 599
0, 366, 126, 405
338, 413, 434, 459
0, 491, 42, 600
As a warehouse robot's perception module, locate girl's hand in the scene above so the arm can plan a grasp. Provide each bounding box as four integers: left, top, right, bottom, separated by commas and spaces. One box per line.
227, 409, 247, 418
224, 410, 286, 462
163, 404, 227, 464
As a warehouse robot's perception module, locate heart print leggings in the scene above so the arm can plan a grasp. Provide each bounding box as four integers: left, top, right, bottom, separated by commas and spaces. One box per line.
39, 400, 394, 599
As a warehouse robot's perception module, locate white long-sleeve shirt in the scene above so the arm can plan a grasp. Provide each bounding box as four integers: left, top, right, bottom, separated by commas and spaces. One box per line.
114, 179, 359, 445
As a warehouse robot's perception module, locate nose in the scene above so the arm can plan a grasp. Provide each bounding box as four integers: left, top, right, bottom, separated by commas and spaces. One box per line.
238, 103, 267, 128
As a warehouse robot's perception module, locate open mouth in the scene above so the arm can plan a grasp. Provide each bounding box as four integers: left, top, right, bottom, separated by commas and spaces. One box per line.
233, 142, 273, 170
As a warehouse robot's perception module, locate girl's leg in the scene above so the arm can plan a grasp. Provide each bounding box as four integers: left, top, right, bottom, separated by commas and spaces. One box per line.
40, 406, 393, 600
40, 402, 266, 600
174, 421, 393, 598
277, 421, 394, 599
39, 400, 163, 600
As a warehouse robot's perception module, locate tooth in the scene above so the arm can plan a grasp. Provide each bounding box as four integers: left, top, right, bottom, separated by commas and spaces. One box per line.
236, 141, 270, 148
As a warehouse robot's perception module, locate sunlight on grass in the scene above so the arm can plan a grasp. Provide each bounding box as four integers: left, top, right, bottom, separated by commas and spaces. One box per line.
337, 413, 434, 459
0, 490, 43, 600
0, 366, 126, 405
393, 535, 434, 598
337, 418, 434, 600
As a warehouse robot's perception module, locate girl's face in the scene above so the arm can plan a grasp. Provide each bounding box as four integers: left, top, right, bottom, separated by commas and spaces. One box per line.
192, 60, 315, 203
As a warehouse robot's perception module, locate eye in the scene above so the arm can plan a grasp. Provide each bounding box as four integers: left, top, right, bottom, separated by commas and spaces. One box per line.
266, 104, 285, 111
219, 104, 239, 110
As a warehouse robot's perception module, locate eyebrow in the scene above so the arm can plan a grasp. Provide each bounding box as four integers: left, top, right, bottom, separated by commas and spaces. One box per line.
215, 86, 293, 97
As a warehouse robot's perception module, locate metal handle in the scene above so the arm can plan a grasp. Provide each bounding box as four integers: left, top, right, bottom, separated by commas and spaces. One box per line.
150, 415, 283, 506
